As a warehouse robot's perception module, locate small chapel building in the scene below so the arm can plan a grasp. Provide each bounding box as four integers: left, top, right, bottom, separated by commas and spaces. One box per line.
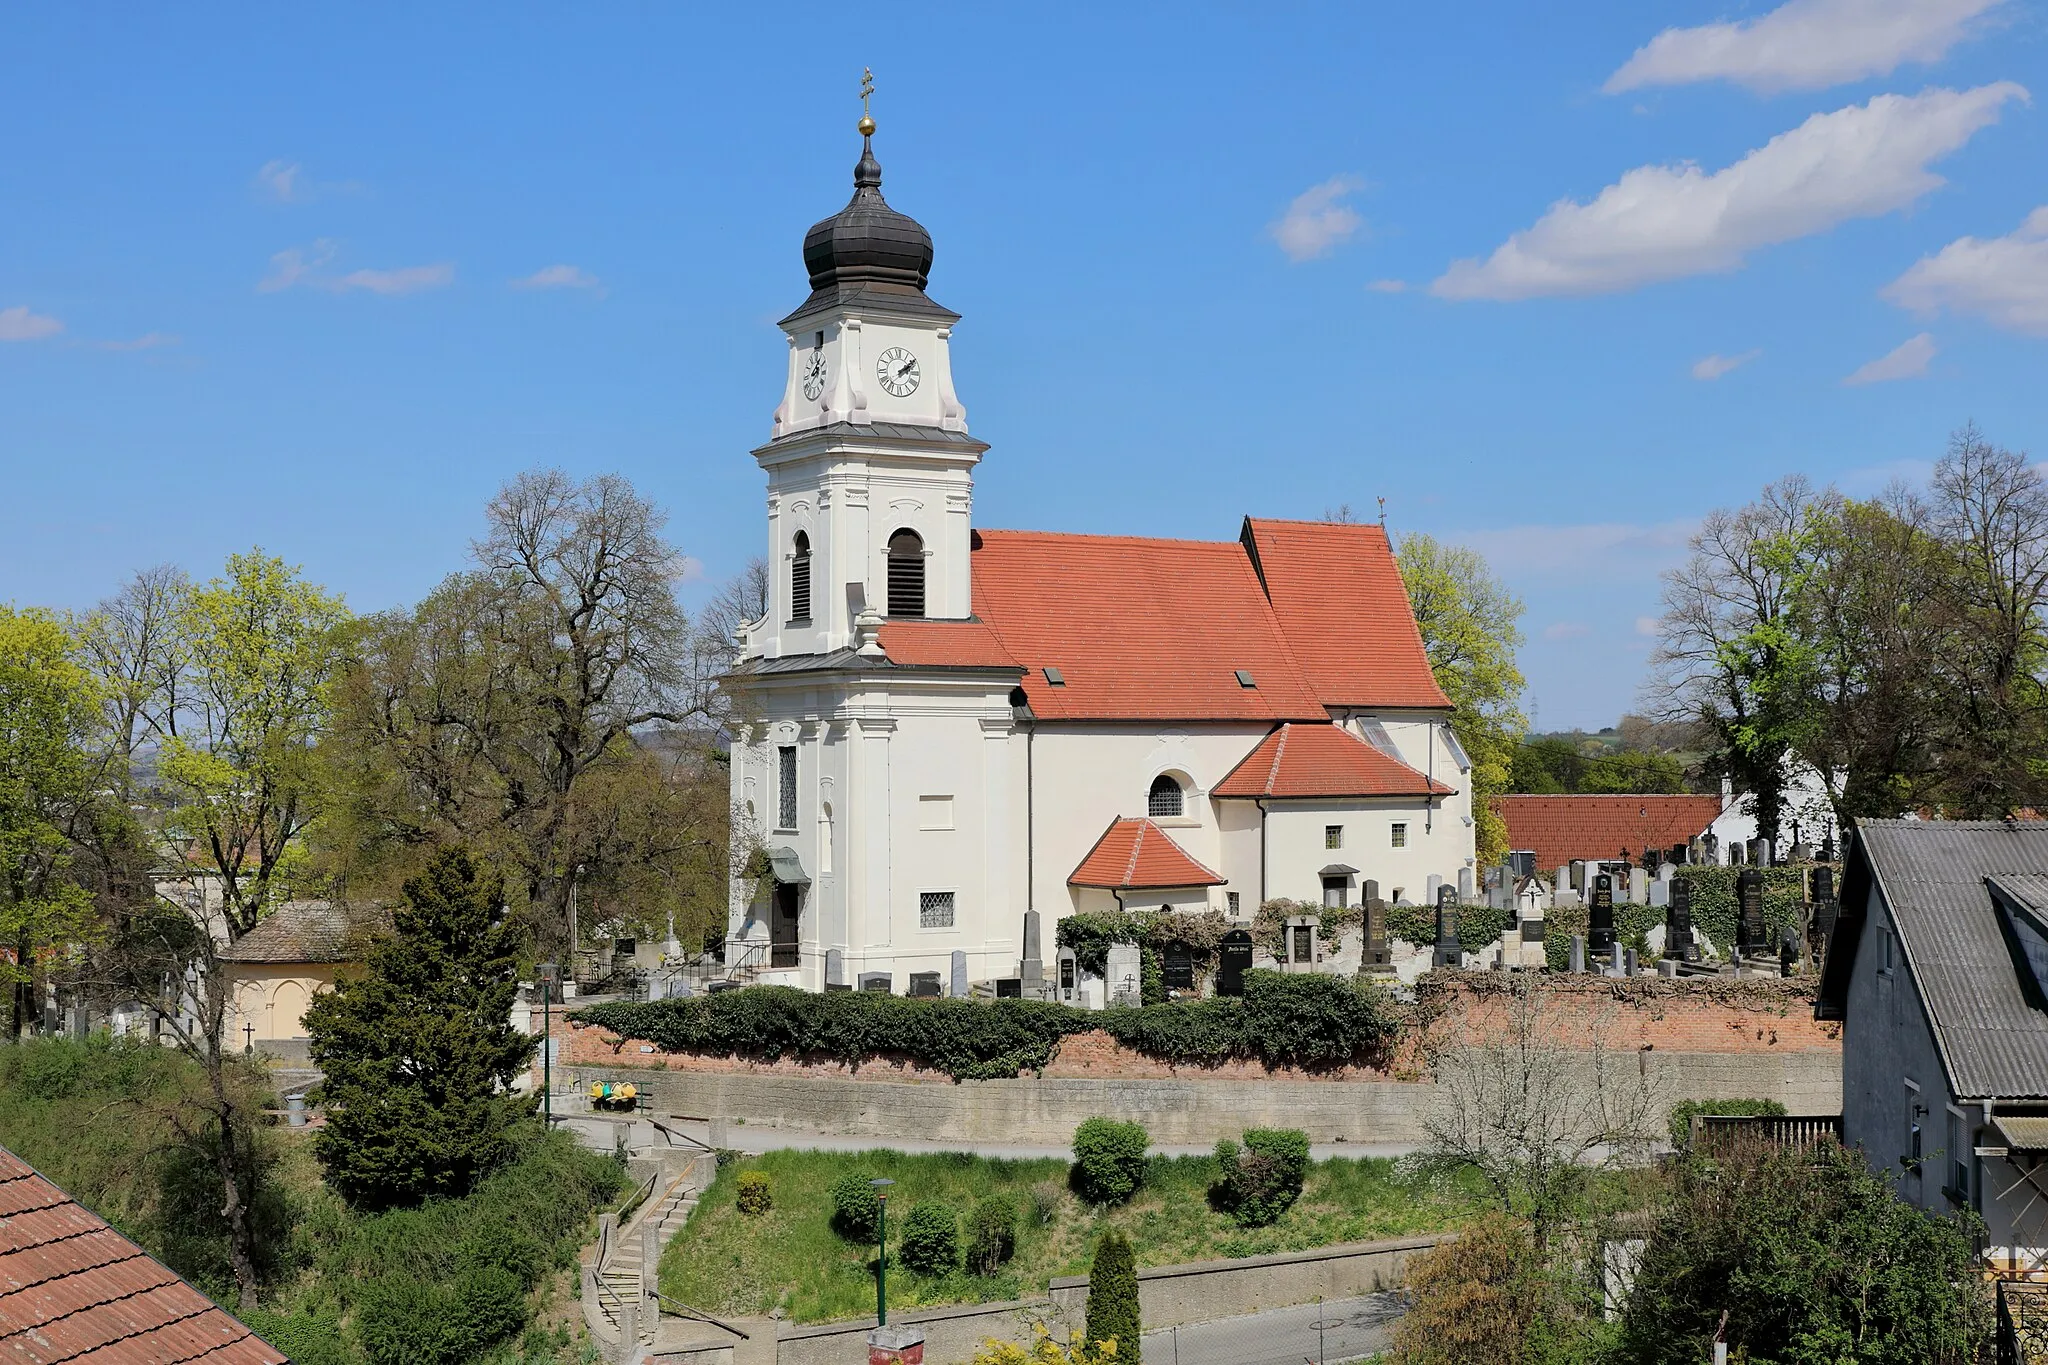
724, 118, 1475, 994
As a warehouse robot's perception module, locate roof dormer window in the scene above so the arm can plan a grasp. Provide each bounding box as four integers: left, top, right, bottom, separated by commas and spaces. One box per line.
1043, 666, 1066, 686
1235, 669, 1257, 688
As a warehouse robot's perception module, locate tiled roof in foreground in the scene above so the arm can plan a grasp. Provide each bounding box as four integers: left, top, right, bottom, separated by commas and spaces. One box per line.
1069, 817, 1225, 890
0, 1145, 284, 1364
1214, 723, 1455, 800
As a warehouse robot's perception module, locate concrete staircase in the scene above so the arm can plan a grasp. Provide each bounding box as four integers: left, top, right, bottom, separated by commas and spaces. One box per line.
586, 1155, 708, 1357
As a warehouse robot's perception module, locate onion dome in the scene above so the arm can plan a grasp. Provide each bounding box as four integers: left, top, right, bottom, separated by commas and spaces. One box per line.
783, 127, 955, 325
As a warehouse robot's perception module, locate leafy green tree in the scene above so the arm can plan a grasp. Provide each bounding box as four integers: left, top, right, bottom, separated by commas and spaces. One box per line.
1083, 1230, 1140, 1354
0, 608, 106, 1037
306, 847, 537, 1210
1396, 534, 1527, 864
1616, 1138, 1989, 1364
1579, 748, 1687, 794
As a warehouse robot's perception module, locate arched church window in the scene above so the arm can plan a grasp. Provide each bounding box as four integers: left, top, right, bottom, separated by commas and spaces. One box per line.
790, 531, 812, 623
888, 529, 925, 618
1148, 773, 1184, 819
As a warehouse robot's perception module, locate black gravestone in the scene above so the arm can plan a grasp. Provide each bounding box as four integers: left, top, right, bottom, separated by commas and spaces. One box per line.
1290, 924, 1315, 965
1162, 944, 1194, 991
1589, 874, 1616, 956
858, 972, 892, 993
1667, 876, 1698, 962
1811, 866, 1836, 903
994, 978, 1022, 999
1217, 929, 1255, 997
1433, 885, 1461, 968
1363, 897, 1391, 968
1737, 868, 1766, 953
614, 937, 636, 959
908, 972, 942, 998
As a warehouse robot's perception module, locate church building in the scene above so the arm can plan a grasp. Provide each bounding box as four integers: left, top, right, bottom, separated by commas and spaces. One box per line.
724, 114, 1474, 994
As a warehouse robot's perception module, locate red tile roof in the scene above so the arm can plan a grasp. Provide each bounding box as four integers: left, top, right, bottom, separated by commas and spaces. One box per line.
218, 900, 388, 965
1214, 723, 1456, 799
966, 530, 1329, 722
1069, 818, 1225, 889
1493, 793, 1726, 871
0, 1146, 284, 1365
1240, 518, 1451, 711
874, 619, 1021, 670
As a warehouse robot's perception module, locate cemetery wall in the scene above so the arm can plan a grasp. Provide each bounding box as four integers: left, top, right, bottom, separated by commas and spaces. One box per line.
549, 975, 1840, 1144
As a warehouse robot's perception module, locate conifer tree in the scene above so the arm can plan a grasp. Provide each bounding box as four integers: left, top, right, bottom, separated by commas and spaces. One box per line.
306, 848, 537, 1210
1084, 1229, 1140, 1354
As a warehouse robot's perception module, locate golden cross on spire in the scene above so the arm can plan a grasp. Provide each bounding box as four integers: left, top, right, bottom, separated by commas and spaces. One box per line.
858, 68, 876, 135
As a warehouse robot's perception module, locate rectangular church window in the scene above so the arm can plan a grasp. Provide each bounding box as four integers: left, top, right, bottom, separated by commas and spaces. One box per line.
920, 891, 955, 930
777, 746, 797, 830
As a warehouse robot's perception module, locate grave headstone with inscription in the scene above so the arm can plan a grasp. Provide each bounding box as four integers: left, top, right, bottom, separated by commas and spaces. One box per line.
1589, 874, 1616, 958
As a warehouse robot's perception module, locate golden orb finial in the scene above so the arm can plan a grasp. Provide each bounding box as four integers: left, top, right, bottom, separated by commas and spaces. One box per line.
858, 67, 876, 136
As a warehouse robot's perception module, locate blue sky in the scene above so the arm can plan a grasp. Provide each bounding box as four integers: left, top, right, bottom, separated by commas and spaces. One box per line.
3, 2, 2044, 730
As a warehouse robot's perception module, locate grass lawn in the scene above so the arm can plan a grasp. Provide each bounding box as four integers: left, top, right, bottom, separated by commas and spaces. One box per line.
658, 1147, 1485, 1325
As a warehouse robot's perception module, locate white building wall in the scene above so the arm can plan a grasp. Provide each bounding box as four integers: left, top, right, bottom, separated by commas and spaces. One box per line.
1260, 799, 1467, 906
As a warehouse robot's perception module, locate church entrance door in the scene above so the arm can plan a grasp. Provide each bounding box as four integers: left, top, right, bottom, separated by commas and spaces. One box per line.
771, 884, 801, 969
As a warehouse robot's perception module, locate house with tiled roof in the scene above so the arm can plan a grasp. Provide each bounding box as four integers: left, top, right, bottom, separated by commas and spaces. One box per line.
219, 901, 386, 1060
1493, 793, 1728, 873
0, 1144, 284, 1364
720, 123, 1473, 994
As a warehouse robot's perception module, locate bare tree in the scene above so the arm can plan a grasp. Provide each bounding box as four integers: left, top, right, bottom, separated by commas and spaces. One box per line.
700, 556, 770, 660
70, 564, 189, 799
1412, 976, 1664, 1245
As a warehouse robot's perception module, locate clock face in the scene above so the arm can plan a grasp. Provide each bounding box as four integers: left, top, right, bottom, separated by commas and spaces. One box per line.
801, 350, 826, 401
875, 346, 920, 397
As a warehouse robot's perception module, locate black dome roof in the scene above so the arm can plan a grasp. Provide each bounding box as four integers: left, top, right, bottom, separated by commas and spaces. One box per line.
781, 134, 956, 327
801, 136, 933, 291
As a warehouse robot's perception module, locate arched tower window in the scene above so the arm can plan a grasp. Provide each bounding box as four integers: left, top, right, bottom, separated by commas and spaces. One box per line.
1148, 773, 1184, 818
887, 529, 925, 618
789, 531, 812, 623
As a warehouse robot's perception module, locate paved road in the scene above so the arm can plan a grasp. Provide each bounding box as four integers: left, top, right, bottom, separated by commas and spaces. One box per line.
1141, 1294, 1406, 1365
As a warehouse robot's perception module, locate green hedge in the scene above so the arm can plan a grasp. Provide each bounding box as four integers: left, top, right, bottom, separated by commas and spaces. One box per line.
1672, 866, 1817, 956
1668, 1097, 1788, 1148
1383, 902, 1514, 955
572, 971, 1396, 1080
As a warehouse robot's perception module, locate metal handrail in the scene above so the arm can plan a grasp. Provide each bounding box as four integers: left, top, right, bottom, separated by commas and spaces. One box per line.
653, 1292, 751, 1340
647, 1116, 716, 1153
614, 1170, 660, 1227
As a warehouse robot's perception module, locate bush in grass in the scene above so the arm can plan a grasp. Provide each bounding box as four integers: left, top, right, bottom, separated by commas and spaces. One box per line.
830, 1172, 883, 1243
1084, 1229, 1140, 1354
966, 1195, 1018, 1274
736, 1171, 772, 1216
1028, 1180, 1063, 1228
1668, 1097, 1788, 1149
1213, 1128, 1311, 1227
352, 1264, 526, 1365
1071, 1117, 1150, 1205
899, 1200, 960, 1276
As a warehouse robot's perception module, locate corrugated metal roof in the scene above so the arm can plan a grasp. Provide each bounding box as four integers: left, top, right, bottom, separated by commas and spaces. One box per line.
1993, 1115, 2048, 1151
1853, 819, 2048, 1100
0, 1146, 284, 1364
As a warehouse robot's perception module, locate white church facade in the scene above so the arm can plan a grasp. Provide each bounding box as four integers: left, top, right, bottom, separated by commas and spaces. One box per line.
724, 119, 1475, 994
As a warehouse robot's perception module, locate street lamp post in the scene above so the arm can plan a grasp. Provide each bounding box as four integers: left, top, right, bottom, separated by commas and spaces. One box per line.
537, 962, 558, 1126
870, 1177, 895, 1326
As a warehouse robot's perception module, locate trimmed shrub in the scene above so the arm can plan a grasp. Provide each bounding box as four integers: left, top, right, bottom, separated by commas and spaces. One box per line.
898, 1200, 960, 1276
736, 1171, 772, 1216
1072, 1117, 1150, 1204
1668, 1097, 1788, 1149
352, 1264, 524, 1365
1084, 1230, 1140, 1353
966, 1194, 1018, 1274
1213, 1128, 1311, 1227
830, 1172, 883, 1243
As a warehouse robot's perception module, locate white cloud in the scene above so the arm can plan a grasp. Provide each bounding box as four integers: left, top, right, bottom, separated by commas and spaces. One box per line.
1844, 332, 1938, 385
1462, 518, 1699, 580
1367, 278, 1408, 294
0, 305, 62, 341
1882, 205, 2048, 335
1635, 616, 1661, 637
1270, 175, 1366, 262
1543, 621, 1593, 640
1691, 349, 1761, 380
1432, 84, 2026, 301
256, 159, 304, 202
1607, 0, 2005, 95
512, 264, 603, 292
96, 332, 180, 351
259, 239, 336, 292
328, 264, 454, 296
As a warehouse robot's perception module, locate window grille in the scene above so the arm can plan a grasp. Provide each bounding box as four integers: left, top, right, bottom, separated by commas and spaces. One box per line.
888, 529, 925, 617
920, 891, 955, 929
790, 531, 812, 622
1227, 891, 1241, 915
1391, 822, 1408, 849
777, 746, 797, 830
1325, 825, 1343, 850
1148, 774, 1184, 818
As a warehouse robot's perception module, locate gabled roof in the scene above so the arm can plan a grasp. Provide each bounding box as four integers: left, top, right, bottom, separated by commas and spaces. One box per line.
1492, 794, 1725, 872
970, 530, 1329, 723
218, 901, 386, 965
1213, 723, 1454, 799
1069, 818, 1224, 890
0, 1146, 284, 1364
1240, 518, 1451, 711
1820, 819, 2048, 1100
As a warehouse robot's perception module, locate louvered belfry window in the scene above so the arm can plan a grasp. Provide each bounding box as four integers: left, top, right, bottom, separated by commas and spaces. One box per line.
888, 529, 925, 617
790, 531, 812, 622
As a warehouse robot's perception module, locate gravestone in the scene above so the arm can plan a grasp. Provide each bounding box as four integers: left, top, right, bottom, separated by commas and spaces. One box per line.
1362, 879, 1380, 906
994, 978, 1022, 999
950, 950, 968, 999
1217, 929, 1254, 997
1285, 916, 1323, 972
1433, 885, 1462, 969
1458, 866, 1476, 902
1162, 943, 1194, 991
1623, 947, 1638, 977
1589, 874, 1616, 958
1569, 935, 1586, 974
1737, 868, 1766, 954
1667, 876, 1698, 963
1629, 867, 1650, 906
1571, 860, 1588, 892
1057, 947, 1079, 1002
1810, 864, 1840, 944
1020, 909, 1044, 993
825, 947, 846, 988
1105, 942, 1142, 1007
1362, 898, 1391, 970
1425, 873, 1443, 905
1780, 926, 1800, 976
858, 972, 892, 993
908, 971, 942, 999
